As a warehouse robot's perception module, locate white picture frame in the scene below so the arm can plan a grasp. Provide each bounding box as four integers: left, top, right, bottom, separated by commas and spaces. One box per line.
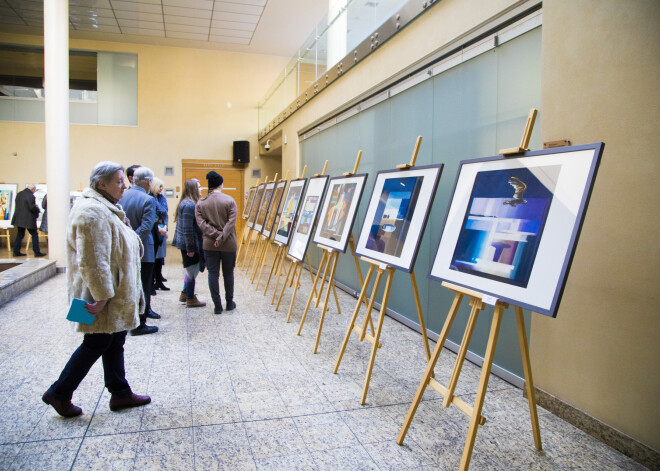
274, 178, 307, 246
287, 175, 329, 262
253, 181, 275, 233
262, 180, 287, 238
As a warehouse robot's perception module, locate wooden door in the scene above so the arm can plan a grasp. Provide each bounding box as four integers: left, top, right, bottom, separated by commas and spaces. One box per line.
181, 159, 245, 237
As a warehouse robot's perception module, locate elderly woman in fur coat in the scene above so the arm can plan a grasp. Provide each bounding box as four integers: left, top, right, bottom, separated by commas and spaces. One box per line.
42, 161, 152, 417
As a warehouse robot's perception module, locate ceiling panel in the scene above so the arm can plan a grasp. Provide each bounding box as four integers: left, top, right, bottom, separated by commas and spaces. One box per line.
213, 2, 263, 16
162, 6, 212, 19
0, 0, 329, 56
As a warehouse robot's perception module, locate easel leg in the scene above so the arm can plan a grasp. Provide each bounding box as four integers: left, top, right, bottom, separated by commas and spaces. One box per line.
313, 251, 339, 353
315, 251, 332, 308
334, 264, 375, 374
361, 268, 394, 405
264, 245, 282, 296
276, 260, 295, 311
286, 262, 304, 323
247, 236, 262, 274
271, 253, 287, 305
459, 306, 504, 471
410, 271, 431, 361
250, 237, 266, 282
444, 299, 483, 408
239, 230, 254, 268
397, 292, 464, 444
358, 269, 385, 342
516, 306, 542, 450
297, 251, 328, 335
236, 224, 247, 260
331, 279, 342, 314
255, 239, 274, 289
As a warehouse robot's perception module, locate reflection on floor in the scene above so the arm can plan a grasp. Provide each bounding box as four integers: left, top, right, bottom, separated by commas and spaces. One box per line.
0, 249, 646, 470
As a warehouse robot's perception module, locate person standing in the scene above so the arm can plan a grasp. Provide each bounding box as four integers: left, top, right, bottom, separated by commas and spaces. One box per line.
172, 179, 206, 307
39, 194, 48, 234
118, 166, 159, 335
195, 171, 237, 314
11, 183, 45, 257
42, 161, 150, 417
150, 177, 169, 291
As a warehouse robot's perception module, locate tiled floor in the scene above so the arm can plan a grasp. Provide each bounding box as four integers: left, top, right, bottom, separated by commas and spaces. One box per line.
0, 248, 647, 470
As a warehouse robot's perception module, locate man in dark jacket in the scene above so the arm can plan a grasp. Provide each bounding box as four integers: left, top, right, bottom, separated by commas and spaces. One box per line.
12, 184, 45, 257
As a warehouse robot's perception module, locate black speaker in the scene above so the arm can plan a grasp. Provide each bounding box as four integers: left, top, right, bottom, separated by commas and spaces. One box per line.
233, 141, 250, 163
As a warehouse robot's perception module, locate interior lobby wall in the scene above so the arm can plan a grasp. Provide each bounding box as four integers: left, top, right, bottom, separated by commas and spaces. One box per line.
268, 0, 659, 453
532, 0, 660, 451
0, 32, 288, 224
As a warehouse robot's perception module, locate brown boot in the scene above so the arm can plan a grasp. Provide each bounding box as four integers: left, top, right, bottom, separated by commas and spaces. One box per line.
186, 296, 206, 308
109, 392, 151, 411
42, 391, 82, 417
179, 292, 187, 303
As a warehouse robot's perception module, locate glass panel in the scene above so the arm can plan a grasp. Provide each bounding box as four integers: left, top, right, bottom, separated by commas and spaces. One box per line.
300, 27, 542, 378
97, 52, 137, 126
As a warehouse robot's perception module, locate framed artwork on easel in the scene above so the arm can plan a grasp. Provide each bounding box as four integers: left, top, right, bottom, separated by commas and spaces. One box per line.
262, 180, 287, 238
429, 142, 604, 317
355, 164, 443, 272
0, 183, 18, 228
274, 178, 307, 246
247, 183, 265, 229
312, 174, 368, 253
253, 180, 275, 233
242, 186, 257, 219
287, 175, 329, 262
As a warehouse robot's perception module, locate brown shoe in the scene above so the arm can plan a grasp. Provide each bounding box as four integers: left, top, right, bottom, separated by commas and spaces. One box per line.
186, 296, 206, 308
109, 392, 151, 411
42, 391, 82, 417
179, 292, 187, 303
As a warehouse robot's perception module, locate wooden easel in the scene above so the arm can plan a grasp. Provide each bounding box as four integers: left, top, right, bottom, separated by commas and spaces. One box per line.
254, 171, 290, 290
248, 173, 278, 283
396, 109, 542, 471
238, 176, 269, 269
0, 227, 12, 253
274, 161, 336, 323
263, 166, 307, 297
296, 151, 376, 353
236, 178, 262, 262
333, 137, 432, 405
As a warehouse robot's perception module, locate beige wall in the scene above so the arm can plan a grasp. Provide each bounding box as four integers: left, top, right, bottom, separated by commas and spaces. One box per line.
266, 0, 660, 452
532, 0, 660, 450
0, 32, 288, 225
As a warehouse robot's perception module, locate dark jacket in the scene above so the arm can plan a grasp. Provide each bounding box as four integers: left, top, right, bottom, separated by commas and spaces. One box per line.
11, 188, 40, 229
118, 186, 156, 263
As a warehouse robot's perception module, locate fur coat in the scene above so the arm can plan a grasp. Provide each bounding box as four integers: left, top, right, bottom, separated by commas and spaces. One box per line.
67, 188, 145, 333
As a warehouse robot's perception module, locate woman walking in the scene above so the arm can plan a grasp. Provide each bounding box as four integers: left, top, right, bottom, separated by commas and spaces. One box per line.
42, 161, 150, 417
172, 179, 206, 307
150, 177, 170, 291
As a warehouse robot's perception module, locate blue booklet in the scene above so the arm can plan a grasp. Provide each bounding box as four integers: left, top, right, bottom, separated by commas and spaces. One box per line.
66, 298, 95, 325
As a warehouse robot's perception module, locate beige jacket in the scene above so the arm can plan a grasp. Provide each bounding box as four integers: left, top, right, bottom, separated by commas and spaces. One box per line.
67, 188, 144, 333
194, 190, 238, 252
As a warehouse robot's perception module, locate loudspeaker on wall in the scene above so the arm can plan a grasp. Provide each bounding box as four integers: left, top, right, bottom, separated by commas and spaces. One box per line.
233, 141, 250, 163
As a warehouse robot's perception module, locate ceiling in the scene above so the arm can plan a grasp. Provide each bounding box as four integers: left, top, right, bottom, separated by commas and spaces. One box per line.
0, 0, 329, 57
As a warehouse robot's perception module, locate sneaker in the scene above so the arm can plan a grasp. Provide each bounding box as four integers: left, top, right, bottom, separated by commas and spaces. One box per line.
145, 310, 161, 319
186, 296, 206, 308
109, 392, 151, 411
130, 324, 158, 336
179, 292, 187, 303
226, 301, 237, 311
42, 391, 82, 417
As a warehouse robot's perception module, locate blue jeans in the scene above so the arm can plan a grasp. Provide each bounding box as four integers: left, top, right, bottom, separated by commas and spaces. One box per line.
204, 250, 236, 310
47, 331, 131, 400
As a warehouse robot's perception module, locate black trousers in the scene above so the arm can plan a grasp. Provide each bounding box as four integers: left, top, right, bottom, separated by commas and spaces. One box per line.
48, 331, 131, 400
140, 261, 154, 317
204, 250, 236, 310
13, 227, 39, 255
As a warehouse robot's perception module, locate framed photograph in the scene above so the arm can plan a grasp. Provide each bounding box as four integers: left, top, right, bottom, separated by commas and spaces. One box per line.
313, 174, 368, 253
355, 164, 444, 272
274, 178, 307, 246
247, 183, 265, 228
253, 181, 275, 232
242, 186, 257, 219
287, 175, 330, 262
262, 180, 287, 238
429, 142, 604, 318
0, 183, 18, 228
70, 191, 83, 208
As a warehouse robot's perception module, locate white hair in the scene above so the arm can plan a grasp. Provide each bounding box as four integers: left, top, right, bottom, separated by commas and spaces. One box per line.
89, 161, 124, 190
133, 167, 154, 185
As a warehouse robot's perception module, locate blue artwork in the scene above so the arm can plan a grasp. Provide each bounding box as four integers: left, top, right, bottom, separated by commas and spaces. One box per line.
366, 176, 423, 257
450, 166, 560, 287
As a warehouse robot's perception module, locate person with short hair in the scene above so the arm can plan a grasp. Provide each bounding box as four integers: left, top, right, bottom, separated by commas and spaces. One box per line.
150, 177, 169, 292
195, 171, 237, 314
42, 161, 150, 417
126, 164, 141, 187
119, 166, 160, 335
11, 183, 45, 257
